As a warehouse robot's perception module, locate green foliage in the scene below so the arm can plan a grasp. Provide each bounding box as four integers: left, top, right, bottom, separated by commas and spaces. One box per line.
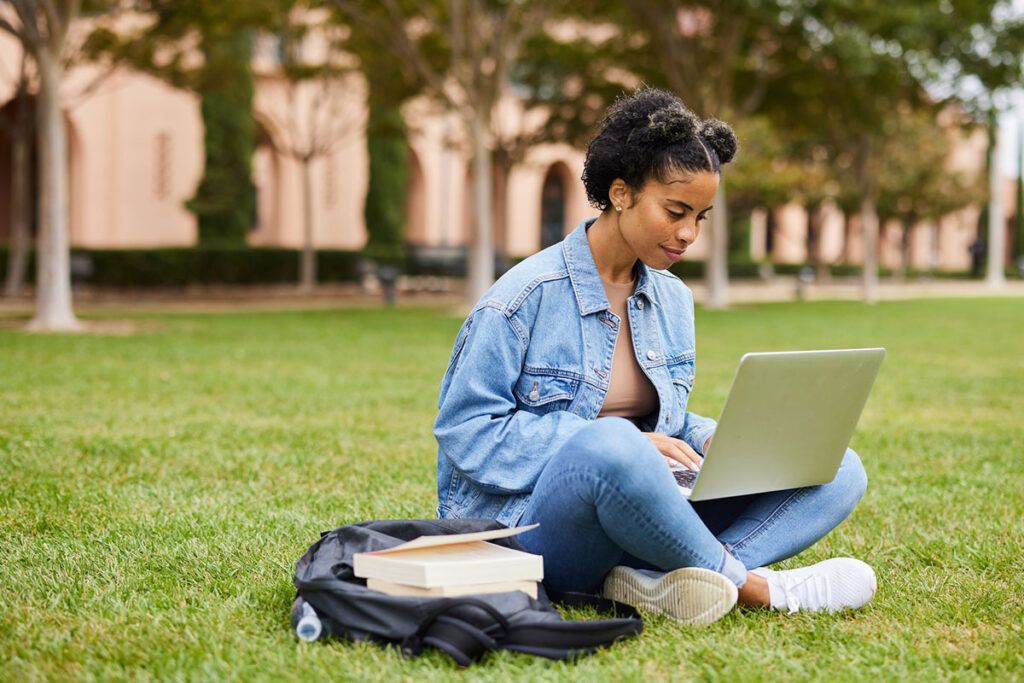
1, 299, 1023, 678
875, 108, 985, 226
185, 30, 257, 247
363, 106, 409, 264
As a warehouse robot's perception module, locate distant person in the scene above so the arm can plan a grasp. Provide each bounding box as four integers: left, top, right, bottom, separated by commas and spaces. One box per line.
433, 88, 876, 624
969, 237, 986, 278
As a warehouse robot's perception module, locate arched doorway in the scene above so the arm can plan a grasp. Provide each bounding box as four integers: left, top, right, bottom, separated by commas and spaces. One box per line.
251, 119, 282, 243
540, 162, 571, 249
0, 96, 38, 244
0, 96, 79, 245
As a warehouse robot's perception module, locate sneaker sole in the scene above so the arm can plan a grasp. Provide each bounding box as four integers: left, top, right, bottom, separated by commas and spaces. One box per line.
603, 566, 738, 625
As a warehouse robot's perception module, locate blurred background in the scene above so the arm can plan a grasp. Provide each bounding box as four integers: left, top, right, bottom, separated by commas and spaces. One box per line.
1, 0, 1022, 329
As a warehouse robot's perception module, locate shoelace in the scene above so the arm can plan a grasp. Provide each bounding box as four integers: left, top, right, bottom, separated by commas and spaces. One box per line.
777, 572, 831, 614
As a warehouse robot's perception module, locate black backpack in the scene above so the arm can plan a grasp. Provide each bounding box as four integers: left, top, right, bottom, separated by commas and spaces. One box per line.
291, 518, 643, 665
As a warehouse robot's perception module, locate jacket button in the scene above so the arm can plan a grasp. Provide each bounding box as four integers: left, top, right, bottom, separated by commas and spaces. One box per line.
637, 300, 644, 310
647, 350, 656, 360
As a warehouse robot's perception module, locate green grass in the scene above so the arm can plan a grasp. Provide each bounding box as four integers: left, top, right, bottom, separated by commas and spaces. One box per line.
1, 298, 1022, 681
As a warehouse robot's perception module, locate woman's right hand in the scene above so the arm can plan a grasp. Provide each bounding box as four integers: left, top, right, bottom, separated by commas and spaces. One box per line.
642, 432, 703, 471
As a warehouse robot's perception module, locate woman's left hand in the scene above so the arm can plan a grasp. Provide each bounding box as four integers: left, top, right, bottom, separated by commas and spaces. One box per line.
642, 432, 703, 471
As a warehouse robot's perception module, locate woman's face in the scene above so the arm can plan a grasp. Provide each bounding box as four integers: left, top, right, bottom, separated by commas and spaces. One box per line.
612, 170, 720, 270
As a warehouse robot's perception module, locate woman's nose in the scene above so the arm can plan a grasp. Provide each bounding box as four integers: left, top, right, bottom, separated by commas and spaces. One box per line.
676, 221, 697, 245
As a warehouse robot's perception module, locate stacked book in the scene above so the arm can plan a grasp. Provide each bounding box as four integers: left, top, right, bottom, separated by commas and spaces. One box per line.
353, 525, 543, 598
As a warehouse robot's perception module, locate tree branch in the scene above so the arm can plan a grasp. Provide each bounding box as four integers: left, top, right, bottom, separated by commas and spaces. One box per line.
8, 0, 42, 49
51, 0, 80, 47
37, 0, 59, 42
0, 15, 27, 46
64, 61, 117, 107
335, 0, 459, 111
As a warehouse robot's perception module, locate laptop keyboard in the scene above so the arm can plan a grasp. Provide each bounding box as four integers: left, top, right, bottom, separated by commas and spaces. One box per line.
672, 467, 698, 489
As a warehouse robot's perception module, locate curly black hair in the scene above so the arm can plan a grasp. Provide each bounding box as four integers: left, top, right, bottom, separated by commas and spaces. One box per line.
581, 88, 738, 210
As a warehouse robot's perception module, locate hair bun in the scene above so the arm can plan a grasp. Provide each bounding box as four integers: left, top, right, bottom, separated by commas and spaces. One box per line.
699, 118, 738, 164
647, 105, 699, 146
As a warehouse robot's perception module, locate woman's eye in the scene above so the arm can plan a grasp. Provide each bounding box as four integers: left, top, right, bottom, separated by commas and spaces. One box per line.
667, 210, 683, 219
698, 213, 710, 222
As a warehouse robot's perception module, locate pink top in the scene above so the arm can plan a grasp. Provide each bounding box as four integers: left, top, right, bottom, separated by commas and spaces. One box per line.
597, 277, 659, 421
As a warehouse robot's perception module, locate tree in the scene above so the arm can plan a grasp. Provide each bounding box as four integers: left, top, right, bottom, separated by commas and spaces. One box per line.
362, 105, 407, 263
187, 30, 256, 246
333, 0, 551, 307
937, 2, 1024, 287
875, 107, 985, 279
337, 5, 421, 273
98, 1, 280, 246
0, 0, 108, 330
266, 2, 362, 291
749, 1, 1010, 301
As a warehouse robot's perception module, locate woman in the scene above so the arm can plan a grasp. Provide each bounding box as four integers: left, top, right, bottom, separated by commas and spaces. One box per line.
433, 88, 875, 624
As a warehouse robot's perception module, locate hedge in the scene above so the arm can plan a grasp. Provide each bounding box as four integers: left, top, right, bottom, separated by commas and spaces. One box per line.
0, 246, 989, 289
0, 248, 362, 288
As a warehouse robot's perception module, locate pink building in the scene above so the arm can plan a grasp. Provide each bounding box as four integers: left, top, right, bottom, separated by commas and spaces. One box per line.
0, 30, 1017, 272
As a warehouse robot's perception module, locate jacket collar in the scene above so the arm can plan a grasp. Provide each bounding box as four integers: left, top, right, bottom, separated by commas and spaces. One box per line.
562, 219, 659, 316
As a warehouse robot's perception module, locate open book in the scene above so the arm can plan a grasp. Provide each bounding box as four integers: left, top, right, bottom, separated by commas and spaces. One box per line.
353, 524, 543, 590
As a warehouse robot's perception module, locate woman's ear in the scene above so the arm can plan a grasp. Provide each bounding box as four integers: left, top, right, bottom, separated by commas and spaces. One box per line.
608, 179, 629, 211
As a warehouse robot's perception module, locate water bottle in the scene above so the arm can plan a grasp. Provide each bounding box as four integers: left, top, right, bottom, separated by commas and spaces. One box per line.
292, 597, 322, 642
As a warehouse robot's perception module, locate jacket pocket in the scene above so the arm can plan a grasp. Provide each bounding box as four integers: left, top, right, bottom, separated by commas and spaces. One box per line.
665, 350, 696, 393
514, 369, 579, 408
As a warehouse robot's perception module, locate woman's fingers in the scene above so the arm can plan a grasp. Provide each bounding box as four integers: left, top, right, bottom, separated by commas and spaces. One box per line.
645, 433, 703, 471
668, 440, 702, 471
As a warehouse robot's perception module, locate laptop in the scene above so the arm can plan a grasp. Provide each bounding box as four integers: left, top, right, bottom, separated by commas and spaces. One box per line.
671, 348, 885, 501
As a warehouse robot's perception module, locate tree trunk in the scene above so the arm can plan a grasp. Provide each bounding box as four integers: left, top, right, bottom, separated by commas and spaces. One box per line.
299, 156, 316, 293
986, 119, 1005, 289
895, 220, 912, 282
27, 47, 79, 331
4, 135, 30, 298
859, 193, 879, 304
705, 181, 729, 309
808, 203, 829, 283
466, 116, 494, 307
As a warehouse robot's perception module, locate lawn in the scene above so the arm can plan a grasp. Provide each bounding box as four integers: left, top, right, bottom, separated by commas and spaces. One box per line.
1, 298, 1022, 681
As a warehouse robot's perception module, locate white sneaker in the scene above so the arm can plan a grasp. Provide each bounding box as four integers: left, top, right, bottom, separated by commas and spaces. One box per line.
602, 566, 738, 625
750, 558, 877, 614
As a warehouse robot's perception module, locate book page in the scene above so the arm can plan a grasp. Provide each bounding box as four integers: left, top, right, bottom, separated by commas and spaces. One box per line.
368, 523, 539, 554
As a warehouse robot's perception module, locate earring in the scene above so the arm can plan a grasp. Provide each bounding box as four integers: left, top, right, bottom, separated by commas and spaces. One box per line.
615, 205, 622, 212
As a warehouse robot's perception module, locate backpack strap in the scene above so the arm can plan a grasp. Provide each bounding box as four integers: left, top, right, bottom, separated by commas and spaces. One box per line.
547, 589, 643, 621
401, 598, 511, 666
498, 590, 643, 660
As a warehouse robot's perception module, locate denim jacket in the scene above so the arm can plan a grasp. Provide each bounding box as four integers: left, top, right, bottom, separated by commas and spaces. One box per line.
434, 219, 717, 526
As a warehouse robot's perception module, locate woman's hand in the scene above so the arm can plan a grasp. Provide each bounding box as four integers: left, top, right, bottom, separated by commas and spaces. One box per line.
642, 432, 703, 471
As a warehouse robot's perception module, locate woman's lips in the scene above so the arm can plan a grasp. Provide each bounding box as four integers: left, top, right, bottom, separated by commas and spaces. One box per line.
662, 245, 685, 263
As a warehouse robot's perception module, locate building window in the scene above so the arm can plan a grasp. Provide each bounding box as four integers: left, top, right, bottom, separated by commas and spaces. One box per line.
154, 132, 171, 199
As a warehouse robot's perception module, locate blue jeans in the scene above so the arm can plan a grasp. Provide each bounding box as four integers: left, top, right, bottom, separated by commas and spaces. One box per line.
516, 418, 867, 593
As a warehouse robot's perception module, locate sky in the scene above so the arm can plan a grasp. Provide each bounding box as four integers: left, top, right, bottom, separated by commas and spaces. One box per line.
997, 92, 1023, 179
996, 0, 1024, 179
